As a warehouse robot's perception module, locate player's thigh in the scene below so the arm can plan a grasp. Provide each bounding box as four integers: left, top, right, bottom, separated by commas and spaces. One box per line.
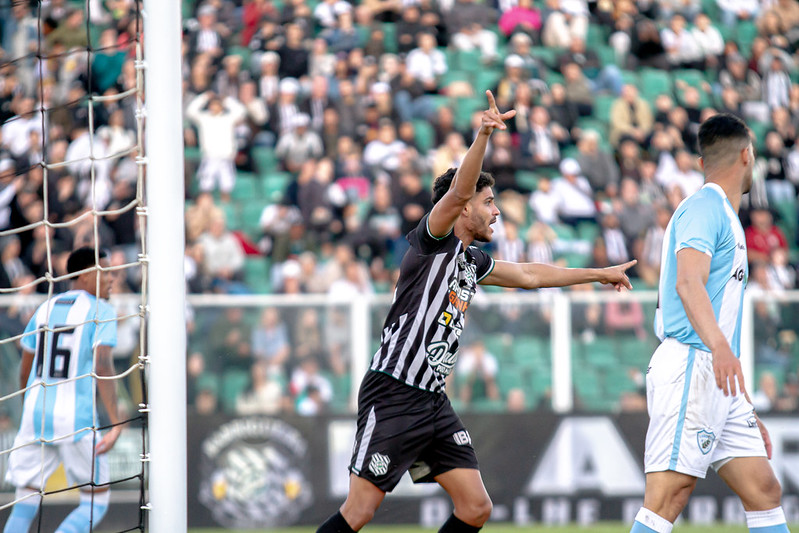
709, 393, 766, 471
60, 436, 108, 487
435, 467, 491, 511
7, 441, 61, 490
717, 456, 781, 511
644, 341, 730, 478
349, 372, 436, 492
412, 396, 478, 483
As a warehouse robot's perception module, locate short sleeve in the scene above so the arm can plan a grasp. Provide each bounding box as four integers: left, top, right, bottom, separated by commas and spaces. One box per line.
470, 246, 496, 282
673, 196, 722, 257
94, 302, 117, 348
406, 213, 455, 255
20, 311, 38, 352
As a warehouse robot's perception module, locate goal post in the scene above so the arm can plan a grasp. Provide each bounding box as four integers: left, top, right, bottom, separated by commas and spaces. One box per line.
143, 0, 188, 531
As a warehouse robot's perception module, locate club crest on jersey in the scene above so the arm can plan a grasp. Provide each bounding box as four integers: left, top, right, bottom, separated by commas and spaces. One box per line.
369, 453, 391, 477
456, 253, 477, 286
697, 429, 715, 455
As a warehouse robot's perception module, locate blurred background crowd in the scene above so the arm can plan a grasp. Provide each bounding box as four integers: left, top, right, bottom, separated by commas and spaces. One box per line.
0, 0, 798, 418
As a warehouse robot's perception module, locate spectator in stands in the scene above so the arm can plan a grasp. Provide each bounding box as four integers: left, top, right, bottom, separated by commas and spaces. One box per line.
599, 212, 631, 266
746, 207, 788, 264
638, 202, 672, 287
251, 307, 291, 372
716, 0, 760, 28
207, 307, 253, 373
552, 158, 596, 227
521, 106, 564, 169
768, 248, 796, 290
762, 56, 792, 110
396, 5, 426, 55
275, 113, 324, 174
445, 0, 499, 63
256, 52, 281, 105
609, 84, 654, 147
760, 131, 792, 203
483, 130, 523, 193
616, 178, 654, 258
236, 360, 287, 415
604, 287, 646, 340
268, 77, 304, 140
456, 339, 501, 407
498, 0, 542, 40
691, 13, 725, 70
186, 91, 247, 202
290, 357, 333, 414
432, 132, 468, 179
45, 7, 89, 50
558, 37, 623, 96
277, 23, 309, 79
187, 4, 225, 64
758, 0, 799, 45
656, 0, 701, 22
661, 13, 703, 70
576, 129, 618, 197
541, 0, 588, 49
405, 31, 447, 94
629, 18, 668, 70
363, 119, 406, 174
197, 214, 247, 293
561, 63, 593, 117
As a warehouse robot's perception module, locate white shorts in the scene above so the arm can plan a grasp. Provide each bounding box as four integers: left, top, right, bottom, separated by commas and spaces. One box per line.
644, 338, 766, 478
5, 433, 108, 491
198, 157, 236, 194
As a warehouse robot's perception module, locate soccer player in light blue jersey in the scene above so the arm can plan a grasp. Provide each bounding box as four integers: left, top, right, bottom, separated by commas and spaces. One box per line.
4, 247, 121, 533
629, 114, 791, 533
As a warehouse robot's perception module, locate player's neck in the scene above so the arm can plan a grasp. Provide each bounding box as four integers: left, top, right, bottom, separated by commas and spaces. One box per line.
453, 225, 474, 249
704, 170, 743, 213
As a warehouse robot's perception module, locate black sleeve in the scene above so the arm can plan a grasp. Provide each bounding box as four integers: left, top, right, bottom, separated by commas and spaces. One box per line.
469, 245, 496, 282
406, 213, 455, 256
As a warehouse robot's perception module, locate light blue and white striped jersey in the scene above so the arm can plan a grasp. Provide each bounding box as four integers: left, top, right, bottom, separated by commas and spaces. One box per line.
19, 290, 117, 443
654, 183, 748, 355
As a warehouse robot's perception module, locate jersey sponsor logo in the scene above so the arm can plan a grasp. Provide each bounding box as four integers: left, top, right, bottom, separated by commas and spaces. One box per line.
369, 452, 391, 477
426, 341, 457, 376
747, 416, 758, 428
198, 418, 313, 528
447, 278, 475, 314
453, 430, 472, 446
731, 268, 745, 282
697, 429, 715, 455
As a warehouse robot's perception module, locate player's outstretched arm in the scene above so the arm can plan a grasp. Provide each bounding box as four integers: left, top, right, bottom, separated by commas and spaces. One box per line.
427, 90, 516, 238
94, 345, 122, 454
480, 259, 636, 291
676, 247, 744, 397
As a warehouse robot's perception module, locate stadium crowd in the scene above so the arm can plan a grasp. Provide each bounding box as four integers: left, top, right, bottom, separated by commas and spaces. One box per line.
1, 0, 799, 416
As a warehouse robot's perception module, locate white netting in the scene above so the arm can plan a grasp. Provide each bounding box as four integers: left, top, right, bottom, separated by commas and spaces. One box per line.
0, 1, 147, 531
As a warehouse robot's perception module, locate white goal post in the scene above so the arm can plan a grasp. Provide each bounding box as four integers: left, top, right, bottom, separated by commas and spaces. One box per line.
143, 0, 188, 532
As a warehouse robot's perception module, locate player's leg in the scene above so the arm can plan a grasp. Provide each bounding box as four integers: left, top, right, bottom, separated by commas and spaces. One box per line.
630, 343, 718, 533
3, 488, 41, 533
717, 457, 790, 532
56, 437, 110, 533
435, 468, 492, 530
317, 474, 386, 533
4, 439, 60, 533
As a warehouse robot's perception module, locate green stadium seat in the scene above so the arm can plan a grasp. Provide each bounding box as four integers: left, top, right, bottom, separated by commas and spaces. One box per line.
382, 22, 398, 53
580, 337, 618, 368
596, 45, 617, 68
252, 146, 277, 177
673, 69, 706, 89
594, 94, 616, 124
515, 170, 539, 191
748, 121, 771, 153
454, 96, 485, 130
620, 69, 639, 87
586, 24, 607, 50
456, 49, 483, 72
232, 173, 259, 201
240, 202, 267, 237
220, 202, 241, 230
473, 68, 503, 93
441, 69, 470, 88
412, 119, 436, 153
640, 69, 673, 100
575, 117, 608, 138
220, 369, 251, 412
529, 46, 560, 69
735, 20, 759, 55
228, 46, 251, 67
261, 171, 293, 202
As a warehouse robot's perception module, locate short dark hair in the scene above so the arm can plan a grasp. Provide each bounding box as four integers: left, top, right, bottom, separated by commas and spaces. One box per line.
67, 247, 107, 275
697, 113, 751, 167
432, 168, 495, 204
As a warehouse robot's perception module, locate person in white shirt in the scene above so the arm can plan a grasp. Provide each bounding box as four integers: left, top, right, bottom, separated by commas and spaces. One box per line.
552, 158, 596, 227
691, 13, 724, 70
363, 120, 408, 174
405, 31, 447, 92
660, 14, 703, 69
716, 0, 760, 27
186, 91, 247, 202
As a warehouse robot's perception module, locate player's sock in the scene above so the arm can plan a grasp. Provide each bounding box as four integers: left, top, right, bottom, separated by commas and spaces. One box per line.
55, 491, 109, 533
746, 507, 791, 532
438, 513, 482, 533
630, 507, 673, 533
3, 490, 41, 533
317, 511, 357, 533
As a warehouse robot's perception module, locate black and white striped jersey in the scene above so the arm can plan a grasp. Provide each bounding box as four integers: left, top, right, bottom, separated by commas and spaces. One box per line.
369, 214, 495, 393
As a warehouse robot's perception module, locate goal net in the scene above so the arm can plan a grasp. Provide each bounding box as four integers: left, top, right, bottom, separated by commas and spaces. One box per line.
0, 0, 149, 531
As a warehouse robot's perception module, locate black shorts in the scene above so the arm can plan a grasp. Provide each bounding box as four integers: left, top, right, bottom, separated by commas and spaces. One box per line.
348, 370, 479, 492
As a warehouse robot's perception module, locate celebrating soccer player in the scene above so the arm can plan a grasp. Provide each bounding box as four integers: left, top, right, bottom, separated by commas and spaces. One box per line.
316, 91, 636, 533
629, 114, 791, 533
3, 247, 122, 533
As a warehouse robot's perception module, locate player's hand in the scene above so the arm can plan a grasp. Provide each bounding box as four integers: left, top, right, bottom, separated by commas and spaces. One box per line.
95, 426, 122, 455
599, 259, 636, 291
712, 344, 745, 397
479, 90, 516, 136
756, 415, 772, 459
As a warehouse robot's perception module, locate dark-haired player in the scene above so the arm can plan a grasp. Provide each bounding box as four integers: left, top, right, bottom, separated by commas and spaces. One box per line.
317, 91, 635, 533
629, 113, 790, 533
4, 247, 121, 533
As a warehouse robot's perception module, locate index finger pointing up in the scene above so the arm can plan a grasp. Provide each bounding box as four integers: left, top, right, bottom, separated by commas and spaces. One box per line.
486, 90, 498, 112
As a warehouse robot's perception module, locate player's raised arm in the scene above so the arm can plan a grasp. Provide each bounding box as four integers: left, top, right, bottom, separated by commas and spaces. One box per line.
427, 90, 515, 238
481, 259, 636, 291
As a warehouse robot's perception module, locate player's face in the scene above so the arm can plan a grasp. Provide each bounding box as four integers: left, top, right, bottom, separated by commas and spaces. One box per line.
93, 258, 113, 300
468, 187, 500, 242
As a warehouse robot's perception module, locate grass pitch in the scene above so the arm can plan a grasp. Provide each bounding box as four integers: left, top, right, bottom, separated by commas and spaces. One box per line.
188, 523, 798, 532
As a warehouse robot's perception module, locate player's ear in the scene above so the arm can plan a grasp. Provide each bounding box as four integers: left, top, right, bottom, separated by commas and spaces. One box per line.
698, 156, 704, 172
